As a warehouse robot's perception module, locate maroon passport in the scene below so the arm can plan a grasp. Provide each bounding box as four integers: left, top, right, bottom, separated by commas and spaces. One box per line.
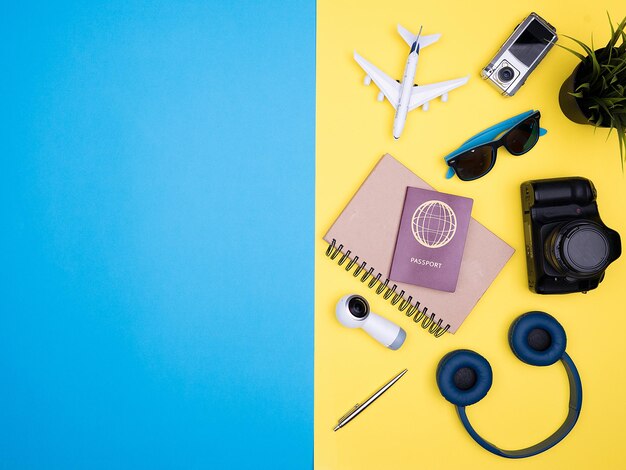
389, 187, 473, 293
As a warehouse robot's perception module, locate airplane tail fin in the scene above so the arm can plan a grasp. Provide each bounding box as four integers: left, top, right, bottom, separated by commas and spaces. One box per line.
397, 24, 441, 49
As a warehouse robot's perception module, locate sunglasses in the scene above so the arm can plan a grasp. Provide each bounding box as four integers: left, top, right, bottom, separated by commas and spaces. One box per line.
443, 110, 547, 181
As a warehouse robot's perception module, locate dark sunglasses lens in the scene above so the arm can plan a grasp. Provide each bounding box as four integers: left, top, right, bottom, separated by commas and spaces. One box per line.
505, 116, 539, 155
453, 146, 495, 180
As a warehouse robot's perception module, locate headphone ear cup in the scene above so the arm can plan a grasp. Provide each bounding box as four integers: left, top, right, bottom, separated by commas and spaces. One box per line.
436, 350, 493, 407
509, 311, 567, 366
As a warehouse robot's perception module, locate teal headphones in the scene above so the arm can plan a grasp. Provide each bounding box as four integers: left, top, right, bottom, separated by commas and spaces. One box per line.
436, 311, 582, 459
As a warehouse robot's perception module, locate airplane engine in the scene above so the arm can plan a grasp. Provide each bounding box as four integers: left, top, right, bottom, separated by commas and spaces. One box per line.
422, 101, 429, 111
364, 75, 372, 86
377, 91, 384, 102
441, 93, 448, 102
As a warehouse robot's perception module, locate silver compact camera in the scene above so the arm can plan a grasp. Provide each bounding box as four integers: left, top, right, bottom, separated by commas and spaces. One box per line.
482, 12, 557, 96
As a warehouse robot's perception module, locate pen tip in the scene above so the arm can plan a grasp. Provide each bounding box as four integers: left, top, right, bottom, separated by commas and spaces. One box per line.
333, 425, 340, 432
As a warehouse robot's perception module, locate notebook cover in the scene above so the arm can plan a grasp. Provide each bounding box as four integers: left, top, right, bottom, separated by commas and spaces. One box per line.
389, 187, 473, 293
323, 154, 515, 334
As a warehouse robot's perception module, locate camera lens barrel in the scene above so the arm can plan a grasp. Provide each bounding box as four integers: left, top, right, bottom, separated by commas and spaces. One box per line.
546, 221, 611, 277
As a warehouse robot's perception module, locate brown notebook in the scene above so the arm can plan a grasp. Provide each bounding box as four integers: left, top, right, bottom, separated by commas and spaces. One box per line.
324, 154, 514, 335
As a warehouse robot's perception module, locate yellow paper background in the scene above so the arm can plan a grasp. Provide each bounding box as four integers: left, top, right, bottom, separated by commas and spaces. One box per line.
315, 1, 626, 468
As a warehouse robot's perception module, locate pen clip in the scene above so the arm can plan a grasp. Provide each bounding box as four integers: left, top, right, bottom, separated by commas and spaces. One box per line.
339, 404, 360, 423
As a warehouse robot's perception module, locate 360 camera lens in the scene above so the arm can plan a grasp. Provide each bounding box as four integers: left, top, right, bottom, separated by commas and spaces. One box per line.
347, 296, 369, 318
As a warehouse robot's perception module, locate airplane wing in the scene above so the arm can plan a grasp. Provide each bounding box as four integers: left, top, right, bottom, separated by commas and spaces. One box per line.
408, 77, 469, 111
397, 25, 441, 49
354, 51, 401, 109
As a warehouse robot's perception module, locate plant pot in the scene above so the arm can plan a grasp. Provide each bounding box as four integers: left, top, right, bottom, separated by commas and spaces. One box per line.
559, 49, 614, 128
559, 63, 592, 125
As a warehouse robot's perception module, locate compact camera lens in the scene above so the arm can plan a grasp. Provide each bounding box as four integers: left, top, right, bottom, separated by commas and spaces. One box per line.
347, 296, 368, 318
498, 66, 515, 82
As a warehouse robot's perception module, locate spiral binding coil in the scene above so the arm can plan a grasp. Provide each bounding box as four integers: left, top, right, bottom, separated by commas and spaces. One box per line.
325, 239, 450, 338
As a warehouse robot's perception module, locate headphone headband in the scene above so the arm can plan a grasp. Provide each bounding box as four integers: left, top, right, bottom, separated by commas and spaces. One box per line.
436, 312, 583, 459
456, 352, 582, 459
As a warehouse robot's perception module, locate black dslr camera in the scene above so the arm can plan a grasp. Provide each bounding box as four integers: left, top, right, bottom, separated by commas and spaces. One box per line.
521, 177, 621, 294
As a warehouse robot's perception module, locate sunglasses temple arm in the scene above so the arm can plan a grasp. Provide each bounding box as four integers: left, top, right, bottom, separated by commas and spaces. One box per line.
443, 110, 539, 162
461, 110, 536, 145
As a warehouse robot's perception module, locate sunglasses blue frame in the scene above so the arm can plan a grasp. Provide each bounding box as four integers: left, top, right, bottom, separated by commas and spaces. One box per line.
443, 110, 548, 180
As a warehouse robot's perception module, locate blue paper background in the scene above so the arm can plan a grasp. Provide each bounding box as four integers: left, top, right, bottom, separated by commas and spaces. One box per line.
1, 1, 314, 468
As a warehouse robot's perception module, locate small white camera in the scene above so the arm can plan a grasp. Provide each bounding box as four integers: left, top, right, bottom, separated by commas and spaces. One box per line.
335, 295, 406, 350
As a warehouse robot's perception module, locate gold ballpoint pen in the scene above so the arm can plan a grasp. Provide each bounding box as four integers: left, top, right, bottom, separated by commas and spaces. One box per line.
333, 368, 408, 431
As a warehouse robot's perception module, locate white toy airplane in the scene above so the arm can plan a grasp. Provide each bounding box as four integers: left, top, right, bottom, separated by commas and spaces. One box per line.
354, 25, 469, 139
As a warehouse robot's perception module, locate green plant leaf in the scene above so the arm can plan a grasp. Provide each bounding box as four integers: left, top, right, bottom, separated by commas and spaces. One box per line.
596, 113, 604, 128
607, 12, 618, 51
600, 97, 626, 106
575, 82, 591, 92
615, 119, 625, 170
607, 12, 616, 57
608, 57, 626, 78
563, 33, 596, 55
617, 16, 626, 54
555, 42, 586, 61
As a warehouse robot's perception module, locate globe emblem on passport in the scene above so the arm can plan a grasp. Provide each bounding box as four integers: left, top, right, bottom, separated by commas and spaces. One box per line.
411, 200, 457, 248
